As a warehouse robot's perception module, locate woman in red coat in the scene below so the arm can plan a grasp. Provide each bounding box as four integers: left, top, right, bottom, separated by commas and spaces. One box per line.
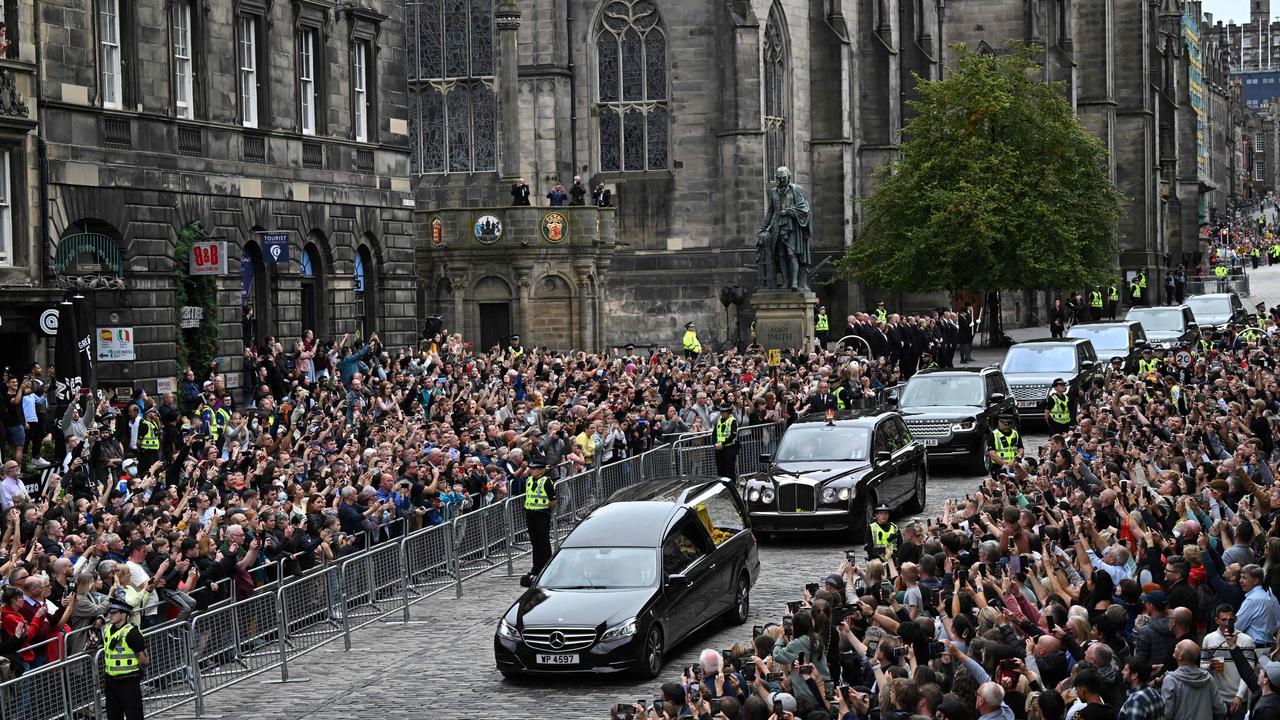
0, 584, 47, 672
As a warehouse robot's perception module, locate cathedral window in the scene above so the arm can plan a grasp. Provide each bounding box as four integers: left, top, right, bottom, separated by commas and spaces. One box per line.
408, 0, 496, 174
762, 3, 789, 175
595, 0, 668, 171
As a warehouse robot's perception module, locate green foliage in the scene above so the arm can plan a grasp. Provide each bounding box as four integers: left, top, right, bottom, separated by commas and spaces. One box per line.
837, 45, 1123, 293
173, 221, 220, 378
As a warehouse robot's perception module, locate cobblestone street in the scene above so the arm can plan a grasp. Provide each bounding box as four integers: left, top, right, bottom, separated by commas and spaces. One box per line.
183, 266, 1280, 720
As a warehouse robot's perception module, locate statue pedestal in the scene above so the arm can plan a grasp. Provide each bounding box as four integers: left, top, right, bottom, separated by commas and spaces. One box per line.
752, 290, 818, 353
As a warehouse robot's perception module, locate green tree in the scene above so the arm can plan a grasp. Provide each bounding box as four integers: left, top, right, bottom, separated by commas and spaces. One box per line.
838, 46, 1122, 305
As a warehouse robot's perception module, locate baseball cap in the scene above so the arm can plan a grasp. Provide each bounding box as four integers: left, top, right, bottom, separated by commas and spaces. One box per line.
768, 692, 797, 713
821, 573, 846, 590
1139, 590, 1167, 609
1263, 659, 1280, 688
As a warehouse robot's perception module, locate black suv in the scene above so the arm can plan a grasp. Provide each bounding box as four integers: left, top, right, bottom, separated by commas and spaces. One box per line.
1124, 305, 1199, 350
893, 367, 1018, 474
1186, 292, 1248, 330
1000, 337, 1099, 423
742, 410, 926, 539
1066, 321, 1148, 373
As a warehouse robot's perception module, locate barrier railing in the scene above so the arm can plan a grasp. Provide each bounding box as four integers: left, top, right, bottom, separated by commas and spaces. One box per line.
1185, 274, 1252, 298
10, 422, 784, 719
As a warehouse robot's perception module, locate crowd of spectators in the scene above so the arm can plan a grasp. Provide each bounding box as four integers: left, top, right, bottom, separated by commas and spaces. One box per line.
619, 303, 1280, 718
0, 318, 949, 677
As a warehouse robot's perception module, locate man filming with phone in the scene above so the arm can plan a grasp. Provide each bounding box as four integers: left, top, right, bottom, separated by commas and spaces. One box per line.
1202, 605, 1256, 720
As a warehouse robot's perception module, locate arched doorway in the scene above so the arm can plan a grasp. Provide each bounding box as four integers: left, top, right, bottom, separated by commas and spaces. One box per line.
299, 240, 327, 337
354, 244, 377, 339
240, 239, 271, 349
473, 276, 512, 352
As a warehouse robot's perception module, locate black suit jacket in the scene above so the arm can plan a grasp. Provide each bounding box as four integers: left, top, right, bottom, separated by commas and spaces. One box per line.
959, 313, 975, 342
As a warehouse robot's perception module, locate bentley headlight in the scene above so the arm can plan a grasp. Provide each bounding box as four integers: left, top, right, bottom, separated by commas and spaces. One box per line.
600, 617, 638, 642
821, 487, 837, 504
951, 419, 977, 432
497, 618, 521, 641
748, 489, 761, 502
761, 488, 775, 504
837, 487, 851, 501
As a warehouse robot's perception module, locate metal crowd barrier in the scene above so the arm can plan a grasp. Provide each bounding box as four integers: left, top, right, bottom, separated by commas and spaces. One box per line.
1185, 274, 1252, 298
1, 422, 784, 720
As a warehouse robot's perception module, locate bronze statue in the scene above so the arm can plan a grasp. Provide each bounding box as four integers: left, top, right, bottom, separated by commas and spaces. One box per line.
756, 166, 812, 291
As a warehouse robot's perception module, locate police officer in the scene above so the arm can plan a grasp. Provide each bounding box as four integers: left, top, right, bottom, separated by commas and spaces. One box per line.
1088, 287, 1104, 322
865, 504, 900, 559
1043, 378, 1072, 434
873, 301, 888, 325
523, 459, 557, 579
103, 591, 147, 720
1256, 302, 1269, 331
507, 334, 525, 359
987, 415, 1023, 475
1130, 270, 1147, 306
1214, 262, 1229, 291
682, 321, 701, 361
814, 305, 830, 350
919, 351, 939, 372
714, 402, 739, 479
138, 408, 161, 470
1107, 283, 1120, 320
1137, 347, 1160, 376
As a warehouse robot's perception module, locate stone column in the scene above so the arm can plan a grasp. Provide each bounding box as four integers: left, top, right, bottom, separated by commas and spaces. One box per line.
496, 0, 522, 182
448, 268, 469, 339
514, 261, 533, 342
574, 262, 593, 351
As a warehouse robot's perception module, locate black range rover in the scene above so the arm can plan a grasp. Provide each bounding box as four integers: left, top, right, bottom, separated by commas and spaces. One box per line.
1000, 337, 1099, 423
894, 367, 1018, 474
741, 410, 926, 537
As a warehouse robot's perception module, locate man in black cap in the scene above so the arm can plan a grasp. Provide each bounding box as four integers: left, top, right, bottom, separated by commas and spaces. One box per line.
103, 591, 147, 720
522, 458, 557, 579
865, 503, 900, 559
987, 414, 1023, 475
506, 334, 525, 359
714, 402, 739, 479
814, 304, 830, 350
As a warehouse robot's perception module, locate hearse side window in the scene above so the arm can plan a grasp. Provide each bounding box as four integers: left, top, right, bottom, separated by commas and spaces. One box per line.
662, 521, 712, 576
688, 484, 746, 544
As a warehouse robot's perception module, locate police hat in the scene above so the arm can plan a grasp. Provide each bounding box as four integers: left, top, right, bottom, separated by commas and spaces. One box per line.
996, 414, 1014, 424
106, 591, 132, 615
719, 403, 733, 412
1142, 347, 1154, 354
1052, 378, 1066, 386
874, 504, 891, 513
685, 321, 696, 329
528, 458, 547, 469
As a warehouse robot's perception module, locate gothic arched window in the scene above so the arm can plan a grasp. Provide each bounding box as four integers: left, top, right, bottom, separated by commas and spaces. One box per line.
595, 0, 668, 172
407, 0, 496, 174
762, 3, 789, 176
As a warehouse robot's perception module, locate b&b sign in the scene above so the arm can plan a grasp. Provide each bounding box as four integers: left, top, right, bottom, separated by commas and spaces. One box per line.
190, 241, 227, 276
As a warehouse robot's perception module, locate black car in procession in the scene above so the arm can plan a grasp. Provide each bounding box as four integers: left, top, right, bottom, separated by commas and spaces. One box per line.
494, 478, 760, 679
1066, 321, 1148, 373
1000, 338, 1099, 423
740, 410, 927, 538
1125, 305, 1199, 349
895, 367, 1018, 475
1186, 292, 1248, 330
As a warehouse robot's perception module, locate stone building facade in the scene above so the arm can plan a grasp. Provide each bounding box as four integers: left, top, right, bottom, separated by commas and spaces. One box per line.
30, 0, 416, 393
413, 0, 1240, 351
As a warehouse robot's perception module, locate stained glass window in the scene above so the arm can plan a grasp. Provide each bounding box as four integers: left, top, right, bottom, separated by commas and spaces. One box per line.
762, 3, 789, 175
595, 0, 668, 171
407, 0, 494, 174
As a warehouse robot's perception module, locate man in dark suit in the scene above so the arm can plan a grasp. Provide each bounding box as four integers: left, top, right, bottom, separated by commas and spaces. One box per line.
885, 316, 905, 370
805, 381, 838, 413
941, 312, 959, 368
958, 304, 976, 364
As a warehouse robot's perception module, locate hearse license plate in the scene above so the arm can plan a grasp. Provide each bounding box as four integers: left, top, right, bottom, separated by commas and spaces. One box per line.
536, 654, 578, 665
920, 439, 938, 446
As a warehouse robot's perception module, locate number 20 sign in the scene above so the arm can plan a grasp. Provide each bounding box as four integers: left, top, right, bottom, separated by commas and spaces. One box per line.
189, 240, 227, 276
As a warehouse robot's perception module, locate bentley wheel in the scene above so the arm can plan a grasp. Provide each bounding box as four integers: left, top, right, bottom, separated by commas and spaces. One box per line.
903, 469, 926, 513
725, 576, 750, 625
637, 625, 664, 679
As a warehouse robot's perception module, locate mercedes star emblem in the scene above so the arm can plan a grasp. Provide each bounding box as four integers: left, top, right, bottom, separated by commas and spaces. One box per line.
548, 631, 566, 650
